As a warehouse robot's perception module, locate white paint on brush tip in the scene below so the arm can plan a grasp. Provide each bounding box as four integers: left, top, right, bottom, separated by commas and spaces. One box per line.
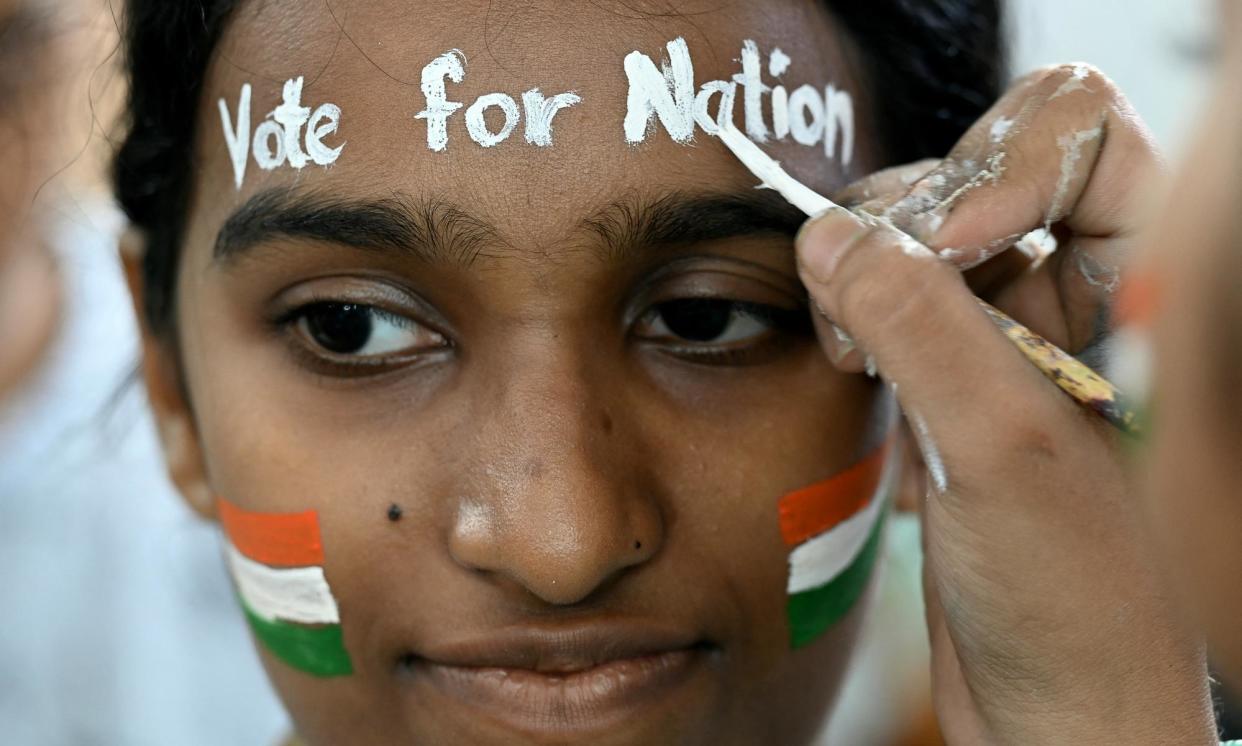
908, 411, 947, 493
716, 121, 835, 216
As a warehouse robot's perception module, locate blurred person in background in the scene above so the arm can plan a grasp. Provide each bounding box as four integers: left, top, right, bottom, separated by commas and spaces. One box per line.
0, 1, 287, 743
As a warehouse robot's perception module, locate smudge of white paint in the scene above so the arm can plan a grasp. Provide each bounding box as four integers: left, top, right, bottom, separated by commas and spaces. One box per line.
771, 85, 790, 139
624, 37, 696, 144
899, 234, 936, 260
908, 411, 948, 493
788, 84, 825, 147
941, 150, 1007, 210
1073, 244, 1121, 293
732, 39, 771, 142
1047, 125, 1103, 228
522, 88, 582, 147
1016, 228, 1058, 261
252, 120, 286, 171
865, 355, 879, 379
832, 323, 856, 362
955, 232, 1025, 271
693, 80, 737, 135
769, 47, 791, 77
939, 248, 963, 262
272, 77, 312, 169
1050, 63, 1091, 100
415, 49, 467, 152
466, 92, 521, 148
915, 211, 944, 238
219, 83, 251, 190
306, 103, 345, 166
990, 116, 1014, 143
824, 85, 854, 166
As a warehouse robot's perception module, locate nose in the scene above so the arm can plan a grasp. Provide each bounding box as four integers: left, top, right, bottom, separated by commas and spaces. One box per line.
449, 357, 664, 606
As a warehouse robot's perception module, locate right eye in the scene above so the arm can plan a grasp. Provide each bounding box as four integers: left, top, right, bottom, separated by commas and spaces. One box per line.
289, 302, 447, 363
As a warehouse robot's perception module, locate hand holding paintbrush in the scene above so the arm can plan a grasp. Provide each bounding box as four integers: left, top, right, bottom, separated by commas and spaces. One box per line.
720, 64, 1214, 745
717, 122, 1143, 438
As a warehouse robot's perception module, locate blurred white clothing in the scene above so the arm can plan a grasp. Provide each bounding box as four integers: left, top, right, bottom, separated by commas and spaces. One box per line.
0, 201, 288, 746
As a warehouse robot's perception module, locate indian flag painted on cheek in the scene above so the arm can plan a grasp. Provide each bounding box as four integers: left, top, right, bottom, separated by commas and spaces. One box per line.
780, 441, 898, 648
218, 498, 354, 677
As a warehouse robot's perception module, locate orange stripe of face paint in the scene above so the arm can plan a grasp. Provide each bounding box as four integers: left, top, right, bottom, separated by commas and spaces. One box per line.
778, 444, 889, 547
1116, 270, 1161, 328
217, 497, 325, 567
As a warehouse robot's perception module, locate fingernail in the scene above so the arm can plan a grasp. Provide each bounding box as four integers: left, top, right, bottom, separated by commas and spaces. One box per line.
795, 206, 870, 284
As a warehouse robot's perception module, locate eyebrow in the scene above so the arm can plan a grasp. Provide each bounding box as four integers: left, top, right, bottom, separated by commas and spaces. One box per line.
213, 186, 807, 267
582, 190, 808, 262
214, 188, 499, 267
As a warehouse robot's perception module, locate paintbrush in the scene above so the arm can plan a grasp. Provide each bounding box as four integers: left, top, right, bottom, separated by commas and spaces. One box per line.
715, 122, 1143, 439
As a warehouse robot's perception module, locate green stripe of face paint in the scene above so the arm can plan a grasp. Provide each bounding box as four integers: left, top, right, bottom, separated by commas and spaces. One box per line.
786, 513, 886, 649
240, 598, 354, 677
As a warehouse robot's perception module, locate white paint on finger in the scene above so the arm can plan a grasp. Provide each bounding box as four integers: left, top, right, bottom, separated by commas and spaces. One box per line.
1048, 125, 1104, 228
908, 411, 948, 494
990, 116, 1015, 143
1050, 63, 1092, 101
1073, 244, 1122, 293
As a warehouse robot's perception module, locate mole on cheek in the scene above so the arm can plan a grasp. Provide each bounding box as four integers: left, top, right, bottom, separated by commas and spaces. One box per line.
388, 504, 404, 522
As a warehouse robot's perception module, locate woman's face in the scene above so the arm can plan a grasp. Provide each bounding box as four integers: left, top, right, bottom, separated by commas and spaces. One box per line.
156, 1, 891, 742
1145, 3, 1242, 691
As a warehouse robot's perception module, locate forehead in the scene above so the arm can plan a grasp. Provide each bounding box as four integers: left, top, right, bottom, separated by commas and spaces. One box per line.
192, 0, 871, 244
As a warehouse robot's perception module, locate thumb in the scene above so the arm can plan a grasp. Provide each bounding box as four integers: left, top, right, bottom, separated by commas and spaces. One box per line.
796, 207, 1074, 475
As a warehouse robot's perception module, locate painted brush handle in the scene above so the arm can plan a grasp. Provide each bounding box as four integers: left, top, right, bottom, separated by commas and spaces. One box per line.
976, 300, 1143, 439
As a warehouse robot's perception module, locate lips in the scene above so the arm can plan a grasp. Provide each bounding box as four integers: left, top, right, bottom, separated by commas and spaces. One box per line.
400, 623, 716, 735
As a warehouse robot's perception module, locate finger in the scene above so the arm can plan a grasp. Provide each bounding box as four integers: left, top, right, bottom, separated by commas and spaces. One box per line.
876, 65, 1161, 349
796, 207, 1086, 492
905, 65, 1159, 256
832, 159, 941, 209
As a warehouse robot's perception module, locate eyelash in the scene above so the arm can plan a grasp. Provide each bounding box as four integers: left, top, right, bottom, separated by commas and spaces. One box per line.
272, 299, 451, 376
272, 295, 812, 376
636, 299, 813, 366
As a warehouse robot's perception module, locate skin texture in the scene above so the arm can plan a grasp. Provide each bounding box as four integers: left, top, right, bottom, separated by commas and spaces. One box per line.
0, 0, 61, 399
798, 65, 1220, 742
128, 1, 895, 744
1145, 5, 1242, 695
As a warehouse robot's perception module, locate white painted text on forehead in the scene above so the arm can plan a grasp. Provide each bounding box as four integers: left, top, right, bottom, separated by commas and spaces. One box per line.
216, 37, 854, 189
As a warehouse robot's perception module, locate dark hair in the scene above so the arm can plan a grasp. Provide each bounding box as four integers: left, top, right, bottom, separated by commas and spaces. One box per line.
113, 0, 1005, 336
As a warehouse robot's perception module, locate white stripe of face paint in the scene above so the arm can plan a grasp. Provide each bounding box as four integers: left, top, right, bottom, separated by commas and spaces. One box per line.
785, 450, 899, 594
225, 545, 341, 625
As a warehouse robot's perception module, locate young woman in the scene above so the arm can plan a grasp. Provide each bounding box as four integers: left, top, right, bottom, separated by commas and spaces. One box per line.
113, 0, 1214, 743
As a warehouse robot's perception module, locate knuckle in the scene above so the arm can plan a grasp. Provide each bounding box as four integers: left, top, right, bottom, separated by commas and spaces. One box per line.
994, 412, 1064, 468
832, 237, 949, 341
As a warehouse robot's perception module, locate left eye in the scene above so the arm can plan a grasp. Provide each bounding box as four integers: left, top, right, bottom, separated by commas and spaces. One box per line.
293, 302, 444, 358
636, 299, 779, 345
